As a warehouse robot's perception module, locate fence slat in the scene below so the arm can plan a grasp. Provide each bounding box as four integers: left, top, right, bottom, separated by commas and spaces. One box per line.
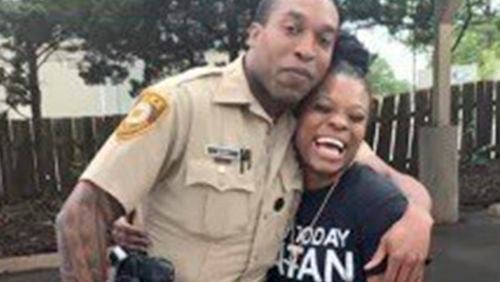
409, 90, 431, 176
451, 85, 462, 126
366, 98, 379, 148
496, 81, 500, 158
376, 96, 396, 163
73, 117, 96, 165
4, 79, 500, 200
394, 94, 411, 173
38, 120, 57, 192
0, 115, 11, 200
476, 81, 493, 150
10, 120, 36, 198
53, 119, 74, 193
462, 83, 476, 159
94, 115, 122, 149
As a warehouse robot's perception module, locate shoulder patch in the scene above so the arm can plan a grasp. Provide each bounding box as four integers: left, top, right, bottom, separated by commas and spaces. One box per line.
116, 90, 169, 140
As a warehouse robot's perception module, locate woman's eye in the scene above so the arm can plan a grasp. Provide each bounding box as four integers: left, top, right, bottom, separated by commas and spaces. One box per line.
313, 102, 332, 114
349, 113, 366, 123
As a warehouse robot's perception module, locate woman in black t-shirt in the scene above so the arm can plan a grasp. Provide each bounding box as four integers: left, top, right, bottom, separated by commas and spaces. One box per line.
266, 35, 407, 282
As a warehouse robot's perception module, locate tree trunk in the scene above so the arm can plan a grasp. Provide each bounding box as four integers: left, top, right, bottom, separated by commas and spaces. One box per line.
226, 0, 239, 60
26, 43, 45, 193
144, 57, 155, 87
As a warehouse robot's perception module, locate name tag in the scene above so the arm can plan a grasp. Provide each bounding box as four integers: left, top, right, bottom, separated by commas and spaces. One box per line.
205, 145, 242, 162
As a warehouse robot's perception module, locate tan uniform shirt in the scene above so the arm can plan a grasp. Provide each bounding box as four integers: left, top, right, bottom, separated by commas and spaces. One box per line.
81, 57, 303, 282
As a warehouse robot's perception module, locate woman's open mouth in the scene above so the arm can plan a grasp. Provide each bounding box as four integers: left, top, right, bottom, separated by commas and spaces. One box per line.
313, 136, 346, 161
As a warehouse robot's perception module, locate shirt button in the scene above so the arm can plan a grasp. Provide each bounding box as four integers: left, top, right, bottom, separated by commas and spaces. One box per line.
274, 198, 285, 212
217, 165, 226, 174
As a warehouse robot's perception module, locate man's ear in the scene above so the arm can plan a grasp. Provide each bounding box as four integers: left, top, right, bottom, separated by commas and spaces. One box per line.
246, 22, 262, 48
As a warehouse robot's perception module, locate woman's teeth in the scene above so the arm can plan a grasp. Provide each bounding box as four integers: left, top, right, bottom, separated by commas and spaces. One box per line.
315, 137, 345, 153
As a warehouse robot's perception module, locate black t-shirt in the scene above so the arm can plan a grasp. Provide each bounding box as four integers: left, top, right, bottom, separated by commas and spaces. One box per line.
267, 164, 408, 282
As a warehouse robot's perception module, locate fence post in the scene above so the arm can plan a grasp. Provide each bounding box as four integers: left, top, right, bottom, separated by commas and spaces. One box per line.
420, 0, 460, 224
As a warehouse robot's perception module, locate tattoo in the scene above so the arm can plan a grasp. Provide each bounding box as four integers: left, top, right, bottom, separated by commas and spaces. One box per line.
56, 181, 124, 281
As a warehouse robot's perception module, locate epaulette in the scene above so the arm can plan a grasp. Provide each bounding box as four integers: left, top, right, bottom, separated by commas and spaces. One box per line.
162, 65, 224, 88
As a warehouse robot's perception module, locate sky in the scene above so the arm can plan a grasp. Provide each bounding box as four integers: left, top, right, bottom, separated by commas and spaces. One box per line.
356, 26, 429, 85
355, 0, 500, 86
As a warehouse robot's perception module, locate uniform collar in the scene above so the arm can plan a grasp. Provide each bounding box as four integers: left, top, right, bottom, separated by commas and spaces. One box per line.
214, 55, 273, 123
214, 55, 253, 105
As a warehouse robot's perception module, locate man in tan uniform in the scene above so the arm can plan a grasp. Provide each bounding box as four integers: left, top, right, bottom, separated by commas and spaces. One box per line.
56, 0, 432, 281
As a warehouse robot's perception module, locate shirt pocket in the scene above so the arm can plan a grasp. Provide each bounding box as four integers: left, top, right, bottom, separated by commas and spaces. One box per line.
185, 159, 255, 239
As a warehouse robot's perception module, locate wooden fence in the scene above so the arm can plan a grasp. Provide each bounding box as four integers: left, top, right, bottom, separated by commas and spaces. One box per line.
367, 80, 500, 175
0, 115, 122, 202
0, 80, 499, 201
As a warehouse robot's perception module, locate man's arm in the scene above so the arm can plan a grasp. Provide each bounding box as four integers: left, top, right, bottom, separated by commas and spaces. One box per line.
356, 142, 432, 282
356, 142, 432, 211
55, 181, 125, 282
367, 274, 383, 282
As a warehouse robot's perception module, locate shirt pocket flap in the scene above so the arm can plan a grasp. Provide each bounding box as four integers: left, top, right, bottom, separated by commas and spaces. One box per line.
186, 159, 255, 193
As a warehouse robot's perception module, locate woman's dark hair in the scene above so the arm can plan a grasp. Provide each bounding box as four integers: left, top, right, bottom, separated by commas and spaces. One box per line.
331, 31, 372, 78
329, 31, 373, 100
294, 32, 373, 117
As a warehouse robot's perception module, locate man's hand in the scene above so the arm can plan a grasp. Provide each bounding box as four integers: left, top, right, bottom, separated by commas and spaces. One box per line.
365, 204, 434, 282
112, 217, 151, 252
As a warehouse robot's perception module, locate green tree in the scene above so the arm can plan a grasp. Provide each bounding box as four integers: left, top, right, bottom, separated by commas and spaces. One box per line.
367, 57, 410, 96
451, 2, 500, 79
0, 0, 82, 190
75, 0, 255, 95
72, 0, 482, 94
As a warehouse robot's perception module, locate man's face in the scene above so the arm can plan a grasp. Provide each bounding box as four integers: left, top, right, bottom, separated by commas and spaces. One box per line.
246, 0, 339, 107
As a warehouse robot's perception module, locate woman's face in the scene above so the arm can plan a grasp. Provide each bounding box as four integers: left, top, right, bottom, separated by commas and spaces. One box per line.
295, 73, 370, 179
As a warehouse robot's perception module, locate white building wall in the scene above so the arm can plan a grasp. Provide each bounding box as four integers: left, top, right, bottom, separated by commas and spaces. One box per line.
417, 64, 479, 89
0, 49, 230, 120
2, 51, 137, 119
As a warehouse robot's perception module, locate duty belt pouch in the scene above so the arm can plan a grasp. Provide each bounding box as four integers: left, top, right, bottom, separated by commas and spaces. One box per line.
110, 246, 175, 282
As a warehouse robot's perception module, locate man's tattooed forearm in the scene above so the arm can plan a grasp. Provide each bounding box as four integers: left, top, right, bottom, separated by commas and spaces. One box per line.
56, 182, 124, 281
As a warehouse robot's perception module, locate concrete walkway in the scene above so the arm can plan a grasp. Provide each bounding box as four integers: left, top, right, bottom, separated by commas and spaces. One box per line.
1, 210, 499, 282
425, 209, 500, 282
